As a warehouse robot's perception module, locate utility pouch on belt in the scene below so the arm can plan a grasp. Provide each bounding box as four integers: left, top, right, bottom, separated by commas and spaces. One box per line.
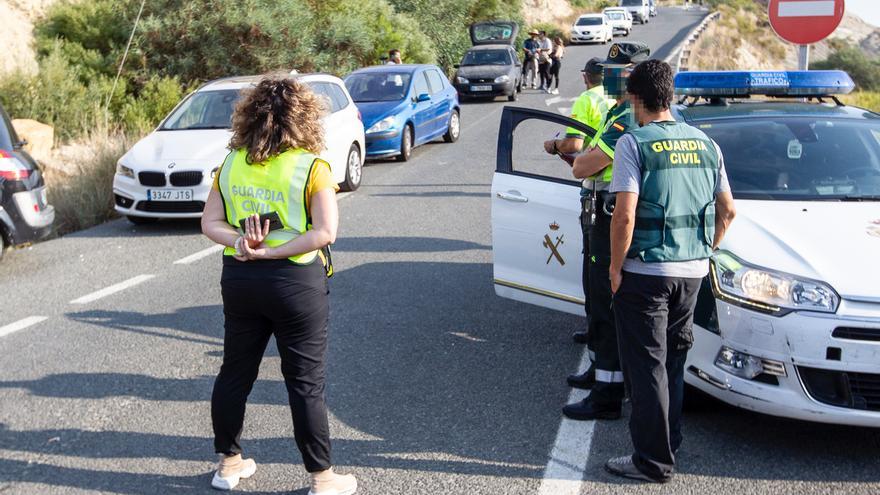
599, 191, 616, 216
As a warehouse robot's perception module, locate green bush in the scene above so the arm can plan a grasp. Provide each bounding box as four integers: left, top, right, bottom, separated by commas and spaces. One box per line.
813, 43, 880, 92
120, 75, 185, 135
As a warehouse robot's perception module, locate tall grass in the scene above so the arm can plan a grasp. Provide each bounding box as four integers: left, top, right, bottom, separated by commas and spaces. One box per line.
39, 131, 133, 236
840, 91, 880, 113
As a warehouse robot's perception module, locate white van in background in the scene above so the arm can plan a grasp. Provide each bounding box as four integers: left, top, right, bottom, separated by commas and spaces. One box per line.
619, 0, 650, 24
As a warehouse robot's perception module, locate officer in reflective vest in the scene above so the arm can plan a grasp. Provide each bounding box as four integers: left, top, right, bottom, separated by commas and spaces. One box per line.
201, 76, 356, 495
605, 59, 735, 482
563, 42, 650, 421
543, 57, 614, 344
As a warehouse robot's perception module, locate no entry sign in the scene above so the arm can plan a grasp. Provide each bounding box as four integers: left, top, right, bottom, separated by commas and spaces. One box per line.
769, 0, 845, 45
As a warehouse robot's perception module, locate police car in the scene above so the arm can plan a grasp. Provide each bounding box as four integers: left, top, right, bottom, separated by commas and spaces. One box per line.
492, 70, 880, 427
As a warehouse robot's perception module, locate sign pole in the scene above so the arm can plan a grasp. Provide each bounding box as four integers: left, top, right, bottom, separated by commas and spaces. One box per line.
797, 44, 810, 70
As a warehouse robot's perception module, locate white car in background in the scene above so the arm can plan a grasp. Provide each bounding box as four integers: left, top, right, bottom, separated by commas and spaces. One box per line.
113, 74, 365, 224
570, 14, 614, 44
603, 8, 633, 36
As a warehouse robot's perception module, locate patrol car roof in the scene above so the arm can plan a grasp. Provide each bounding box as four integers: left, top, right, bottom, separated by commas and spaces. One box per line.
349, 64, 437, 74
674, 101, 880, 123
198, 73, 338, 91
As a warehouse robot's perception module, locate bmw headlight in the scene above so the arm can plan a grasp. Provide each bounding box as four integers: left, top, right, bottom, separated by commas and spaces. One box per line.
116, 161, 135, 179
367, 116, 395, 134
710, 251, 839, 315
456, 76, 469, 85
494, 75, 510, 84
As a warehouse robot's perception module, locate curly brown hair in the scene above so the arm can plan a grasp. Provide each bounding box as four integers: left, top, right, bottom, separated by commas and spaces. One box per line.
229, 74, 327, 164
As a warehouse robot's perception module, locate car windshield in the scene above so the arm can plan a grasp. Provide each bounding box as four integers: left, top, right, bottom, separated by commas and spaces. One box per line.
461, 49, 511, 66
161, 89, 240, 130
606, 12, 625, 20
700, 117, 880, 200
345, 73, 412, 102
577, 17, 603, 25
621, 0, 642, 5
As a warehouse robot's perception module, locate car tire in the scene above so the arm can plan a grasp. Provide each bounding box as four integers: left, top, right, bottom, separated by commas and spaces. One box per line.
340, 143, 362, 192
683, 384, 723, 412
443, 110, 460, 143
508, 90, 518, 102
127, 215, 159, 225
516, 79, 522, 93
625, 29, 631, 37
0, 230, 5, 262
397, 125, 413, 162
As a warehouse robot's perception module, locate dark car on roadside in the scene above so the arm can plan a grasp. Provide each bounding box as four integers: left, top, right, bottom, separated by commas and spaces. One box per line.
0, 103, 54, 260
453, 21, 522, 102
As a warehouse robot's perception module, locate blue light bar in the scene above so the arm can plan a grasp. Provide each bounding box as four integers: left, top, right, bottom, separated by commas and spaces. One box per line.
674, 70, 855, 97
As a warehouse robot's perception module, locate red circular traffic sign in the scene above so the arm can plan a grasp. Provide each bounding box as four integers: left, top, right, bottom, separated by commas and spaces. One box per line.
768, 0, 845, 45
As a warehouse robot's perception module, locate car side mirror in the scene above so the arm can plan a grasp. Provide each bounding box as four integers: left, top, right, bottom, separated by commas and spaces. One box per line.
416, 93, 431, 103
453, 64, 460, 69
14, 139, 27, 148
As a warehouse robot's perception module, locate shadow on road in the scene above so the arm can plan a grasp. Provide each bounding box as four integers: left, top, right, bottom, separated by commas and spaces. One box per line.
66, 306, 226, 347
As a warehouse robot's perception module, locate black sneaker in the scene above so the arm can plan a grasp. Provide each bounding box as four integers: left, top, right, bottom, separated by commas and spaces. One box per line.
604, 455, 669, 483
567, 369, 596, 390
572, 331, 589, 344
562, 398, 621, 420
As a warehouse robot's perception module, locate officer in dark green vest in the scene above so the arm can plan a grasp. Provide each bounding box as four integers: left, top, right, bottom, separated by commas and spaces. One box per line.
604, 60, 736, 483
562, 42, 650, 421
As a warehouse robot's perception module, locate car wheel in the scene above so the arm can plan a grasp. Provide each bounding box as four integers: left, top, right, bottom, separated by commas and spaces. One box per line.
127, 215, 159, 225
397, 125, 413, 162
516, 79, 522, 93
0, 230, 5, 261
507, 90, 518, 102
340, 143, 362, 191
443, 110, 460, 143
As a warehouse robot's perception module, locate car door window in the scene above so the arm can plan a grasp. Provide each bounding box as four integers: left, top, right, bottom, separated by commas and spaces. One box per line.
502, 108, 597, 184
308, 82, 340, 113
412, 72, 430, 98
425, 70, 446, 95
327, 83, 350, 111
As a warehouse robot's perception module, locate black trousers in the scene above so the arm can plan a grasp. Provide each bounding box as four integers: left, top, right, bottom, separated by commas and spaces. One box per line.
538, 61, 551, 88
549, 58, 561, 88
613, 271, 701, 481
212, 257, 332, 473
580, 196, 590, 318
585, 199, 623, 406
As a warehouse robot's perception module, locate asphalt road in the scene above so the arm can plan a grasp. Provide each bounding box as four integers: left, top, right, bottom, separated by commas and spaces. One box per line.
1, 6, 878, 495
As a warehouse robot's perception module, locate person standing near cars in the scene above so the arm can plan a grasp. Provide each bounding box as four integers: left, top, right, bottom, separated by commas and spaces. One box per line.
537, 30, 553, 91
543, 57, 614, 349
604, 59, 735, 482
523, 31, 540, 89
562, 42, 649, 421
201, 75, 357, 495
387, 49, 402, 65
548, 37, 565, 95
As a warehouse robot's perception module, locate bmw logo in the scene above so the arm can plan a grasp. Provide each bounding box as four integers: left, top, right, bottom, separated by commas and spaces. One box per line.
168, 162, 176, 169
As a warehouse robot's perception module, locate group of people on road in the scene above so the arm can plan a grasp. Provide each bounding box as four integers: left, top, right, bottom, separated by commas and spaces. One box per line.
543, 41, 736, 483
523, 29, 565, 94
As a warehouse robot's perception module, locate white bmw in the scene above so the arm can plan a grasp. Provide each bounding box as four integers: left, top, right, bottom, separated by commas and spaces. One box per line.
491, 71, 880, 427
113, 73, 365, 224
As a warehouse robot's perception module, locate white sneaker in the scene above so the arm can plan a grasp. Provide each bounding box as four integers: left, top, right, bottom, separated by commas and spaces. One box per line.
551, 88, 559, 94
308, 467, 357, 495
211, 454, 257, 491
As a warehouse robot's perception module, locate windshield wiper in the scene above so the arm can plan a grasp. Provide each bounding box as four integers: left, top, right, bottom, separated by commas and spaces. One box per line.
183, 125, 229, 130
840, 195, 880, 201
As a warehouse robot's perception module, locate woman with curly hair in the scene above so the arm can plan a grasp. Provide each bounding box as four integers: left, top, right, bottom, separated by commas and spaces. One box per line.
201, 74, 356, 495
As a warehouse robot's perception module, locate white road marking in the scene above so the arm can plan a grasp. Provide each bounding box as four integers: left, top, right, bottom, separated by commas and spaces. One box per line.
545, 96, 578, 106
558, 106, 572, 116
778, 0, 834, 17
337, 191, 353, 201
173, 244, 225, 264
70, 274, 155, 305
0, 316, 48, 338
537, 348, 594, 495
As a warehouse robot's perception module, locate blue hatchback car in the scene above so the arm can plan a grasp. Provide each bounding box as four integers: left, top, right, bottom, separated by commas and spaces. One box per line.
344, 64, 460, 161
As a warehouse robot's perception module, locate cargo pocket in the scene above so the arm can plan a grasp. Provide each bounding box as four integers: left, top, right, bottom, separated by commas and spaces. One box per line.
670, 321, 694, 351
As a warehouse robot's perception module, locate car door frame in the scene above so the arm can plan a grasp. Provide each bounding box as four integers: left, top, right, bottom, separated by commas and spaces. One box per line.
424, 67, 452, 138
492, 106, 598, 315
409, 70, 434, 145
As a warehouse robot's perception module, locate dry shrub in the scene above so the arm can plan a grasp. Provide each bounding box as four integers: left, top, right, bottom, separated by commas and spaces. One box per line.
840, 91, 880, 113
38, 130, 132, 236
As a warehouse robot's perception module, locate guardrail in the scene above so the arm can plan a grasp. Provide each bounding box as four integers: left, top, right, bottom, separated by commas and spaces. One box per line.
666, 10, 721, 72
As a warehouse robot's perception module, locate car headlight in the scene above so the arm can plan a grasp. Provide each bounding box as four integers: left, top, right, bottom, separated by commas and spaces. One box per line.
456, 76, 469, 85
710, 251, 839, 315
116, 162, 135, 179
494, 75, 510, 84
367, 116, 395, 134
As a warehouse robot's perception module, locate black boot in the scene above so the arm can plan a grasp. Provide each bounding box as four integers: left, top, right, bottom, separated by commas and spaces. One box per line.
562, 398, 621, 421
567, 368, 596, 389
572, 331, 589, 344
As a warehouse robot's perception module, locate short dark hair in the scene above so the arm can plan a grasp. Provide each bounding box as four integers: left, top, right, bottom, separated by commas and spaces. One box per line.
389, 49, 400, 56
586, 72, 603, 86
626, 59, 674, 113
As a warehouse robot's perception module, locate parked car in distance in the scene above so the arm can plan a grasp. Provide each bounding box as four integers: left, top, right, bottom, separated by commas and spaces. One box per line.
345, 64, 461, 162
113, 73, 365, 224
0, 103, 54, 260
453, 21, 522, 102
619, 0, 650, 24
603, 7, 633, 36
570, 14, 614, 44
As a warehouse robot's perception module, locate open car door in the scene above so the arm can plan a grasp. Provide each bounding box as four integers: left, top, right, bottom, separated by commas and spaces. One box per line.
469, 21, 519, 46
491, 106, 597, 316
